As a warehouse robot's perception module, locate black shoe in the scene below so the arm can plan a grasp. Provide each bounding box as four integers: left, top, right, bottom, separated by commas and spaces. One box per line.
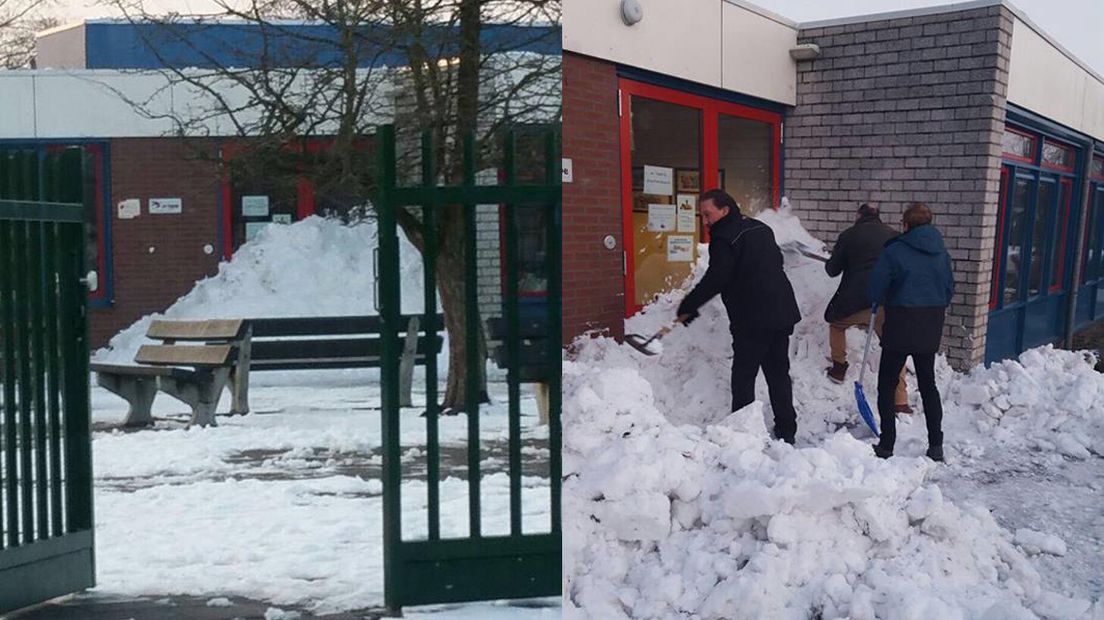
772, 426, 796, 445
926, 445, 944, 462
873, 443, 893, 459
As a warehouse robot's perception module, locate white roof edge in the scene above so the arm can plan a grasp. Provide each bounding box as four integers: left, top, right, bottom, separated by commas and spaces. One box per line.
999, 0, 1104, 87
35, 20, 87, 39
721, 0, 798, 29
798, 0, 1103, 89
798, 0, 1001, 30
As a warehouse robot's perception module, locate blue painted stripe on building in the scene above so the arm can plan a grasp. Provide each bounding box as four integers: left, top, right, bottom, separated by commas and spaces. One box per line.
83, 22, 561, 70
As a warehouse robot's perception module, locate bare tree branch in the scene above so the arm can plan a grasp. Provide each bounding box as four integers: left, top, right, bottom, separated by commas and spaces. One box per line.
95, 0, 560, 410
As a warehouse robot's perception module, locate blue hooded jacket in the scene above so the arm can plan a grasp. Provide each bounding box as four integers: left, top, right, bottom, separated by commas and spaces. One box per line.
868, 224, 954, 308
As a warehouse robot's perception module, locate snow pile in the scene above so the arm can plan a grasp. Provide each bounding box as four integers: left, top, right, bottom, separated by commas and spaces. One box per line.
95, 216, 429, 364
563, 363, 1056, 619
948, 346, 1104, 460
564, 205, 1104, 618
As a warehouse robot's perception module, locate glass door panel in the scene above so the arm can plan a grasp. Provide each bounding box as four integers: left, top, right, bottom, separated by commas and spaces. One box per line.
717, 114, 773, 215
630, 97, 702, 308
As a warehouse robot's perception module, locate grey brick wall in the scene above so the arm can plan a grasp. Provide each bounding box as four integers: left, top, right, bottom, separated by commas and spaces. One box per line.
786, 5, 1013, 370
476, 203, 504, 337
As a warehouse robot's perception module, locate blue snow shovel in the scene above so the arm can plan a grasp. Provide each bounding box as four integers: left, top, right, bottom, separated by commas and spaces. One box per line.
854, 305, 880, 437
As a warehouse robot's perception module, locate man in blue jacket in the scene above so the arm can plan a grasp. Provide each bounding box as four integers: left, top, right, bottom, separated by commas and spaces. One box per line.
868, 203, 954, 461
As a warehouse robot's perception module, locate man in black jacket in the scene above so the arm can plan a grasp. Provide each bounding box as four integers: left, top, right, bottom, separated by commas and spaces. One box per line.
676, 189, 801, 444
823, 204, 910, 413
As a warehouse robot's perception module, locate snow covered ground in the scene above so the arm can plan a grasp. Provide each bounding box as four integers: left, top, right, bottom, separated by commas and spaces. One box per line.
91, 379, 554, 616
86, 216, 558, 617
564, 206, 1103, 619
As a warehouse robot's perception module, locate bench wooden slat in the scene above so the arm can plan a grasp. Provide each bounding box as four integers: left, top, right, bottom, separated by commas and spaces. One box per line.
147, 319, 246, 341
135, 344, 233, 367
89, 362, 195, 378
250, 314, 441, 338
250, 336, 441, 364
487, 317, 549, 340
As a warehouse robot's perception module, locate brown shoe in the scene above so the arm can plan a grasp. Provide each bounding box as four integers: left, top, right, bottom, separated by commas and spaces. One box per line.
895, 404, 914, 414
826, 361, 848, 384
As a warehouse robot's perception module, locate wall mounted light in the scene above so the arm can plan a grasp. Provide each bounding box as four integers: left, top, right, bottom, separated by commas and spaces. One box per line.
789, 43, 821, 61
621, 0, 643, 26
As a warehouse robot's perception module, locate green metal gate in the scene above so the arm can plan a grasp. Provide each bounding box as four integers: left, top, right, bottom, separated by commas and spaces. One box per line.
0, 148, 96, 614
375, 124, 561, 613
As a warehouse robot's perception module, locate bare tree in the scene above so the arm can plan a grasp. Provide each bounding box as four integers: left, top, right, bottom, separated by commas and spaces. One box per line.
100, 0, 561, 411
0, 0, 55, 68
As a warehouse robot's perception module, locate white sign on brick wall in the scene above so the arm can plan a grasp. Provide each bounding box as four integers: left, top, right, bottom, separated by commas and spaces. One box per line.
149, 198, 182, 214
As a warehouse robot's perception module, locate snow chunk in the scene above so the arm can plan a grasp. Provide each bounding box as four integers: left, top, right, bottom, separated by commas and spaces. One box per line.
1032, 591, 1092, 620
1014, 529, 1068, 556
205, 597, 233, 607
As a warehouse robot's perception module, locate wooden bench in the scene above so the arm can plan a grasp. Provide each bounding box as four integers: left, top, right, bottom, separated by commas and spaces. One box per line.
487, 316, 554, 424
238, 314, 444, 409
92, 315, 441, 428
90, 319, 248, 428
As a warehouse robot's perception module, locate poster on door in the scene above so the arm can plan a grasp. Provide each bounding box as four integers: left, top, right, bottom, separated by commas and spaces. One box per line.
676, 194, 697, 233
647, 204, 676, 232
667, 235, 694, 262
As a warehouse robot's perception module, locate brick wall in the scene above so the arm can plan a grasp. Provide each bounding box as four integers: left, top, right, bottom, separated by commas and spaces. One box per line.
786, 6, 1013, 370
476, 203, 503, 339
90, 138, 223, 347
563, 52, 625, 344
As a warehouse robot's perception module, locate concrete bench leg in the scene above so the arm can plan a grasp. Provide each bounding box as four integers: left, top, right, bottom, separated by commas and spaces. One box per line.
535, 382, 550, 426
159, 368, 231, 428
229, 329, 252, 416
95, 373, 157, 428
399, 316, 420, 408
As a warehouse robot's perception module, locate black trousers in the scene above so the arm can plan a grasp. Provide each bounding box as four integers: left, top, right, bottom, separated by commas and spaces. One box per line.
731, 328, 797, 442
877, 349, 943, 451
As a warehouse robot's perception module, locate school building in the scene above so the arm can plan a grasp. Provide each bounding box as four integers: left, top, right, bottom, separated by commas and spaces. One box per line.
0, 19, 559, 347
563, 0, 1104, 369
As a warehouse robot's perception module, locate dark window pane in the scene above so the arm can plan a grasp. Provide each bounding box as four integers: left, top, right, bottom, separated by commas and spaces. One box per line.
718, 115, 773, 214
1042, 141, 1074, 169
1029, 182, 1055, 297
630, 97, 702, 308
1002, 129, 1033, 160
1004, 179, 1030, 305
1049, 182, 1071, 290
1088, 191, 1104, 282
1092, 156, 1104, 180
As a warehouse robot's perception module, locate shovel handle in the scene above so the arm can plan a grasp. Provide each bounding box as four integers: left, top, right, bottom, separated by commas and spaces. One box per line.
857, 304, 878, 385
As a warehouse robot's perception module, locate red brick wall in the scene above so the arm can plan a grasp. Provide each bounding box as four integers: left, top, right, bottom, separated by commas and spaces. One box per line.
563, 52, 624, 344
90, 138, 223, 347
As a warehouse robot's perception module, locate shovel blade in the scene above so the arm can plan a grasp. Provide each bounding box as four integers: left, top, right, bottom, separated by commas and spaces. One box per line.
625, 333, 662, 356
854, 382, 880, 437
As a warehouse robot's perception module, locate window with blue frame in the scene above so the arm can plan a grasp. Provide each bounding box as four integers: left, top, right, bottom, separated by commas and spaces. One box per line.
990, 128, 1081, 310
1083, 155, 1104, 283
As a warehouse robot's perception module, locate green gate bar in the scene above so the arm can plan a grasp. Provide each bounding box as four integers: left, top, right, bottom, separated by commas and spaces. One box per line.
376, 124, 561, 614
502, 130, 523, 537
420, 133, 442, 542
461, 134, 481, 539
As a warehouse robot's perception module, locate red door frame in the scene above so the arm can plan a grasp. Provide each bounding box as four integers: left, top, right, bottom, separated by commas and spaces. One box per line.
617, 78, 782, 317
218, 138, 368, 259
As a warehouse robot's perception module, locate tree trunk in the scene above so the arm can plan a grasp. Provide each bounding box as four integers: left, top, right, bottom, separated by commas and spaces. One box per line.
434, 206, 489, 412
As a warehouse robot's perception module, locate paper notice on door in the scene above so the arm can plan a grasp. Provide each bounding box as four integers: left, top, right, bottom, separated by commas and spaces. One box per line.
643, 165, 673, 196
647, 203, 676, 232
676, 194, 697, 232
667, 235, 694, 262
